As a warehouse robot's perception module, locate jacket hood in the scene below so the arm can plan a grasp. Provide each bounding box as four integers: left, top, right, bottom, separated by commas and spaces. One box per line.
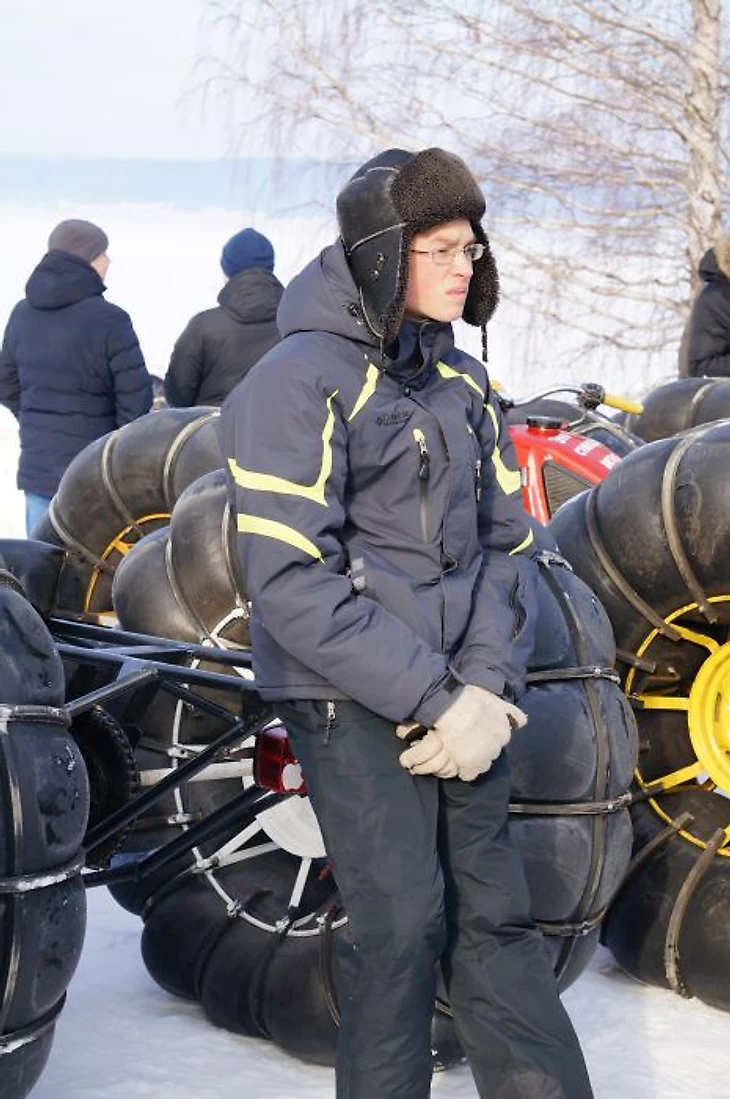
277, 240, 379, 348
25, 250, 106, 310
277, 240, 457, 376
217, 267, 283, 323
699, 238, 730, 283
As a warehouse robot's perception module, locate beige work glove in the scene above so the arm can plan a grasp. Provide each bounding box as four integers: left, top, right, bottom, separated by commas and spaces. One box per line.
395, 725, 458, 778
399, 685, 527, 782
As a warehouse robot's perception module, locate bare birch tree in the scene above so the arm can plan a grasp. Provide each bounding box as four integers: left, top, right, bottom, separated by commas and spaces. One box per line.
197, 0, 730, 389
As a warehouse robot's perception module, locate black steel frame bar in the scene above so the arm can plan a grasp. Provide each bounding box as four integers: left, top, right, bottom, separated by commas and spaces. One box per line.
83, 708, 272, 852
49, 616, 253, 668
84, 786, 292, 889
43, 616, 288, 895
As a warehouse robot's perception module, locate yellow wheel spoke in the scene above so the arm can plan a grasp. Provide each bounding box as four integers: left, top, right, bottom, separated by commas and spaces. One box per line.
649, 760, 703, 790
105, 536, 135, 557
634, 694, 690, 712
670, 623, 720, 655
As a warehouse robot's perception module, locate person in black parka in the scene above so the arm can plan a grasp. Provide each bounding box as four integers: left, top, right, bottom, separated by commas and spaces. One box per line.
686, 235, 730, 377
163, 227, 283, 407
0, 218, 153, 535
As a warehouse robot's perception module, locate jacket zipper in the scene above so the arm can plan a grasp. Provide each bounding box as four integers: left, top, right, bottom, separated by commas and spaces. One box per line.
324, 700, 336, 744
467, 424, 482, 501
412, 428, 430, 541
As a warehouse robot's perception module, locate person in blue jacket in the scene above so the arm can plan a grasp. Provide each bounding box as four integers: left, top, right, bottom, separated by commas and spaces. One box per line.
220, 148, 593, 1099
0, 218, 153, 534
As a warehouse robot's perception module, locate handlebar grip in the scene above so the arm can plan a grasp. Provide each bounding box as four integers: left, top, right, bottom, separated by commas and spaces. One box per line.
602, 392, 643, 415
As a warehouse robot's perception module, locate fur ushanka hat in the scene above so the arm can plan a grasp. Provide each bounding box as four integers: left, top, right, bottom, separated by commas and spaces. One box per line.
336, 147, 499, 344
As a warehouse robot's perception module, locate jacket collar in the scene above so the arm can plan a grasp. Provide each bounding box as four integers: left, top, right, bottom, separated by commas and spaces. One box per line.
381, 318, 454, 386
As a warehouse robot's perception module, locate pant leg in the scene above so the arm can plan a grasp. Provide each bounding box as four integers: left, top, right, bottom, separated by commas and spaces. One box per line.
24, 492, 52, 537
437, 753, 594, 1099
276, 699, 446, 1099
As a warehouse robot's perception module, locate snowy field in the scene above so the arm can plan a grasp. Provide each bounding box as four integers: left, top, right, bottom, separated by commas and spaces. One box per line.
0, 199, 723, 1098
29, 888, 730, 1099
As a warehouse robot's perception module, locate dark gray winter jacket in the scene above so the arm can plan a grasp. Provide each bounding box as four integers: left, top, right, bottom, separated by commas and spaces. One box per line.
219, 241, 538, 728
164, 269, 283, 407
687, 239, 730, 378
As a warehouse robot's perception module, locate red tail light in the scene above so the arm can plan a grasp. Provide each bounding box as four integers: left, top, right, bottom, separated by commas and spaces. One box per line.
254, 722, 307, 795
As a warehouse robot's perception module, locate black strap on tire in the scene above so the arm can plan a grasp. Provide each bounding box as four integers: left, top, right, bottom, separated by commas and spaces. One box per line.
664, 826, 727, 997
245, 903, 295, 1039
317, 904, 342, 1027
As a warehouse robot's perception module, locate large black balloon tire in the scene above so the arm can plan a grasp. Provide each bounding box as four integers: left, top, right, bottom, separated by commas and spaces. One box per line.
624, 376, 730, 443
0, 557, 90, 1099
108, 473, 637, 1069
549, 419, 730, 1010
32, 407, 224, 615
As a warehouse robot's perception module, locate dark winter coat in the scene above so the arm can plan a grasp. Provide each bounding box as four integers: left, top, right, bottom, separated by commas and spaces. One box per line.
164, 269, 283, 407
687, 239, 730, 377
0, 251, 152, 498
220, 241, 538, 729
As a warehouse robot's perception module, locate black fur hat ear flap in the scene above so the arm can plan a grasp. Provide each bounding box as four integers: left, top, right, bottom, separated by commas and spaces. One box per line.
337, 147, 499, 344
464, 221, 500, 330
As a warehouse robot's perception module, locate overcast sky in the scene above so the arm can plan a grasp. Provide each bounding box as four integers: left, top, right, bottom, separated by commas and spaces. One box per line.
0, 0, 236, 160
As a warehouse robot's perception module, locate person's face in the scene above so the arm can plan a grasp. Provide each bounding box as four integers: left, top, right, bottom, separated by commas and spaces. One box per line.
404, 218, 475, 324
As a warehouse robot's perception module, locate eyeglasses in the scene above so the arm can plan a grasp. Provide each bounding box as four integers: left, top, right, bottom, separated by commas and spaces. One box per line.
409, 242, 486, 266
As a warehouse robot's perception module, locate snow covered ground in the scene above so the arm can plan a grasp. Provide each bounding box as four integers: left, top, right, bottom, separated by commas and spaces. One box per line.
29, 887, 730, 1099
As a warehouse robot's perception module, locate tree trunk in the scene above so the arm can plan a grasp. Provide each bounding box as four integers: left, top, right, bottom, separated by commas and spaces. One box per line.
685, 0, 722, 294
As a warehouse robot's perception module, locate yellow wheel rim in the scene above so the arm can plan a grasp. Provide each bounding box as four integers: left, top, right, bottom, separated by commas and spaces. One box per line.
626, 595, 730, 858
688, 644, 730, 791
83, 511, 170, 616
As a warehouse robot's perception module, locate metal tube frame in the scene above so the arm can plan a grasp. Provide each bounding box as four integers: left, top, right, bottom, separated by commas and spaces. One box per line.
46, 616, 291, 892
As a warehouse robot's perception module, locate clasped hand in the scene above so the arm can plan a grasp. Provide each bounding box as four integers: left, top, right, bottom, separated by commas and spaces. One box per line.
396, 684, 527, 782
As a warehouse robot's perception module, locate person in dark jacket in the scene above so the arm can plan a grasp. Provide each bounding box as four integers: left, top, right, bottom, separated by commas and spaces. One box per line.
220, 149, 593, 1099
163, 227, 283, 407
0, 218, 152, 535
686, 235, 730, 377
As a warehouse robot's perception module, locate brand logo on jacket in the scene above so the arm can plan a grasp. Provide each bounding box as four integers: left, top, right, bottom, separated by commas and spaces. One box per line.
375, 410, 412, 427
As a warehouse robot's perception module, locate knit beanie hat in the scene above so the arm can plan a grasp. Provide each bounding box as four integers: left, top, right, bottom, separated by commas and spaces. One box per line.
48, 219, 109, 263
220, 228, 275, 277
336, 147, 499, 344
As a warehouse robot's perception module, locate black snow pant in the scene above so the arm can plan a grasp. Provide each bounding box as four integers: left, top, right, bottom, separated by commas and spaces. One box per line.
275, 698, 594, 1099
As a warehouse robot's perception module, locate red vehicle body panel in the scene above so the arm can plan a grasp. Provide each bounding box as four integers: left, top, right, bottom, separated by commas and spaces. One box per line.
508, 422, 621, 526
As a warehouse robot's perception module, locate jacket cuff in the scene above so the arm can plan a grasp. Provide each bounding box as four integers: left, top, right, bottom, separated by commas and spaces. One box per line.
411, 670, 465, 728
453, 658, 511, 700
